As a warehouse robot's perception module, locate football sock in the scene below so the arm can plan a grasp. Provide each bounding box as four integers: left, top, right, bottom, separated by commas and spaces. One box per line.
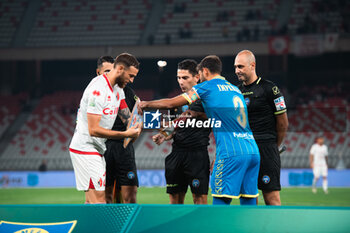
212, 197, 232, 205
322, 179, 328, 192
240, 197, 256, 205
312, 178, 317, 189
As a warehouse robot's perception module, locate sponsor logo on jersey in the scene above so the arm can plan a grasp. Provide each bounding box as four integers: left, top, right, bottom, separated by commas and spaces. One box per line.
262, 175, 270, 184
127, 171, 135, 179
0, 220, 77, 233
274, 96, 286, 111
93, 90, 100, 96
143, 110, 161, 129
192, 179, 200, 188
102, 107, 119, 115
233, 132, 254, 139
242, 91, 253, 96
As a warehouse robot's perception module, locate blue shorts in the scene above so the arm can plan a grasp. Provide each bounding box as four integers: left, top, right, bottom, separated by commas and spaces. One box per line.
211, 154, 260, 199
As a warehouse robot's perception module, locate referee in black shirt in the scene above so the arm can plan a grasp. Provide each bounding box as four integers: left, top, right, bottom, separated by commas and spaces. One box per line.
153, 59, 211, 204
235, 50, 288, 205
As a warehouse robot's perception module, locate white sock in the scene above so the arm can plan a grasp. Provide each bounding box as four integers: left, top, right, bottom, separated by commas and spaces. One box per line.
323, 179, 328, 192
312, 178, 317, 189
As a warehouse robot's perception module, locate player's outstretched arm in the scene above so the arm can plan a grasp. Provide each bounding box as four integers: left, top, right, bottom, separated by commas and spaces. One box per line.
87, 113, 140, 139
140, 95, 188, 110
276, 112, 288, 147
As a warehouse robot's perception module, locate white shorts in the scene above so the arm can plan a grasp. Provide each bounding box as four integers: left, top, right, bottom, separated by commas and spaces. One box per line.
70, 150, 106, 191
313, 166, 328, 178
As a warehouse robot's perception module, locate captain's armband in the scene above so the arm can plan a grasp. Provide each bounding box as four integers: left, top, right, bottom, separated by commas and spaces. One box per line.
182, 89, 200, 104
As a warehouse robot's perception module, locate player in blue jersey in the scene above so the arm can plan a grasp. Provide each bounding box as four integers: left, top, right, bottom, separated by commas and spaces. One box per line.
139, 55, 260, 205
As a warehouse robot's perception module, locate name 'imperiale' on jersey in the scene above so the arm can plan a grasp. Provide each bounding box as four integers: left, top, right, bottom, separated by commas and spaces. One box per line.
217, 84, 241, 92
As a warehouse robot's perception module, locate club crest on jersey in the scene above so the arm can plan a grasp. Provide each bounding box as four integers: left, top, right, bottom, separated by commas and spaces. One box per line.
107, 96, 111, 101
262, 175, 270, 184
93, 90, 100, 96
182, 105, 189, 112
0, 220, 77, 233
127, 171, 135, 179
244, 97, 250, 106
274, 96, 286, 111
116, 92, 120, 101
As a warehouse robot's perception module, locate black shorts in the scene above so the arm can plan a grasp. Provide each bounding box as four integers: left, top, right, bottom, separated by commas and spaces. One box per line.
165, 148, 210, 195
257, 142, 281, 191
104, 140, 138, 188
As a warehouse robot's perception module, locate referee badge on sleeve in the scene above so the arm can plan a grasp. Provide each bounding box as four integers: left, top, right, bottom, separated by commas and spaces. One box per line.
274, 96, 286, 111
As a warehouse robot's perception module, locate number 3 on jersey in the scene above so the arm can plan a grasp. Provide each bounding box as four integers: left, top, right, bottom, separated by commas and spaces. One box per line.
233, 96, 247, 128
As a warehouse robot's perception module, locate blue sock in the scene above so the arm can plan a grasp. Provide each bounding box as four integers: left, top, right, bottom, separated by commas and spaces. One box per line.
212, 197, 232, 205
240, 197, 257, 205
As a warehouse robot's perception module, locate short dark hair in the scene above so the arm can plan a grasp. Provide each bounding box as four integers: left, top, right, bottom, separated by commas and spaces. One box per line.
177, 59, 198, 76
114, 53, 140, 69
197, 55, 222, 74
97, 55, 114, 68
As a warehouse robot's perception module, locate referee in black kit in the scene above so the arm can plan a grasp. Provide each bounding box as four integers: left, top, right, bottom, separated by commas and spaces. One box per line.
96, 56, 139, 204
235, 50, 288, 205
152, 59, 211, 204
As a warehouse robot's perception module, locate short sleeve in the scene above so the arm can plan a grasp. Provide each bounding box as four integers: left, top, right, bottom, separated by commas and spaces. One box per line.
86, 88, 105, 115
116, 86, 127, 110
310, 145, 315, 155
265, 82, 287, 115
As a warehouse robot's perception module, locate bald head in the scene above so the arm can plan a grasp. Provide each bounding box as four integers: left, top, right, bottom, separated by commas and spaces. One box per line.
234, 50, 258, 85
237, 50, 256, 64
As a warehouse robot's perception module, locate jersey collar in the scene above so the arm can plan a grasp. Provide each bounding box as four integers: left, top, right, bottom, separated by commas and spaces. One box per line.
103, 74, 114, 93
245, 77, 261, 87
213, 75, 225, 80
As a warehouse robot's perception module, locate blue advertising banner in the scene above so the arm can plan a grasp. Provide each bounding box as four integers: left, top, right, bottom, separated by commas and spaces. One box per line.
0, 169, 349, 188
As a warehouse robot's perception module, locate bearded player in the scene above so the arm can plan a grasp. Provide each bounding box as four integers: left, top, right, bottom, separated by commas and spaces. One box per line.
69, 53, 141, 204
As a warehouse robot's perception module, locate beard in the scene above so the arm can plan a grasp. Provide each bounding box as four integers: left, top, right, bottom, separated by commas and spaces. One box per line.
116, 72, 127, 88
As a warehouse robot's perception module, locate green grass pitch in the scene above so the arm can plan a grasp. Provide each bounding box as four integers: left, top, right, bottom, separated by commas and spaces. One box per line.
0, 187, 350, 206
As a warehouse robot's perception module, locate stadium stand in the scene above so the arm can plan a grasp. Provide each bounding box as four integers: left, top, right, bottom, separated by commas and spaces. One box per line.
0, 91, 80, 171
154, 0, 279, 44
0, 0, 28, 47
0, 93, 27, 138
288, 0, 350, 35
26, 0, 151, 47
1, 0, 349, 48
